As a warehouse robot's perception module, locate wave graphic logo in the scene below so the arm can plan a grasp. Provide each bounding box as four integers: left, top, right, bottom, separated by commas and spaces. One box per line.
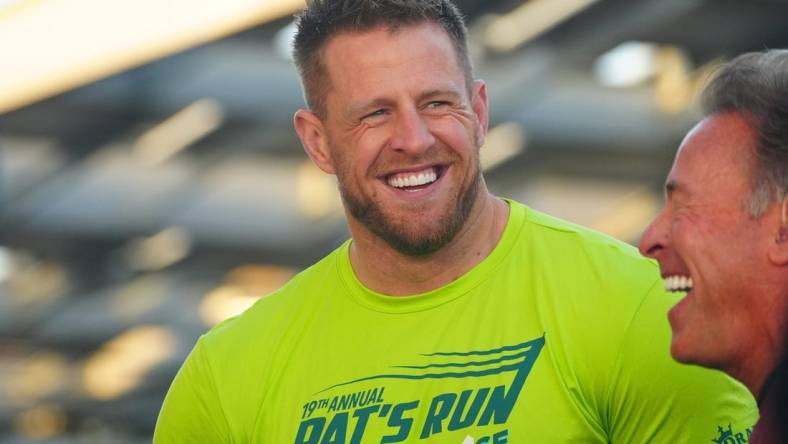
317, 335, 545, 395
295, 336, 546, 444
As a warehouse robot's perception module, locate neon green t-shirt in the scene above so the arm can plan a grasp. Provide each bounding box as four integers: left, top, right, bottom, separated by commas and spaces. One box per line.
155, 200, 757, 443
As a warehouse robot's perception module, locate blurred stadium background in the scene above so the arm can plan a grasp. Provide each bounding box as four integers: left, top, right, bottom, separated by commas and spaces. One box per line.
1, 0, 787, 441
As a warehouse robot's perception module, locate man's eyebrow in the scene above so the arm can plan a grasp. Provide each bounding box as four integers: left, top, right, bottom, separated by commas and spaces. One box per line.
419, 89, 462, 101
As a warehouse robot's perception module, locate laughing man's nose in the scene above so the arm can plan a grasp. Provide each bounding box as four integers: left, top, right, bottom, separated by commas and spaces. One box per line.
392, 108, 436, 155
639, 209, 669, 259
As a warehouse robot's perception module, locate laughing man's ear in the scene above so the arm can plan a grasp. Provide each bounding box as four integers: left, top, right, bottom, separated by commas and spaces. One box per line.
294, 109, 336, 174
768, 198, 788, 266
471, 79, 489, 147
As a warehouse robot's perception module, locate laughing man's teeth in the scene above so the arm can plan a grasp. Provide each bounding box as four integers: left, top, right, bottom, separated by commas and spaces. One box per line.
387, 168, 437, 188
664, 275, 693, 292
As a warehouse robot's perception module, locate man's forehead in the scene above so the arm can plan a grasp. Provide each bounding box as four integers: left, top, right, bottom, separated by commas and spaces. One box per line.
321, 22, 460, 76
676, 115, 756, 166
666, 112, 758, 198
320, 21, 467, 113
324, 21, 448, 48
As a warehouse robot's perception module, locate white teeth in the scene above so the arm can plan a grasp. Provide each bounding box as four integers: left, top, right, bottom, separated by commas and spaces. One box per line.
387, 168, 437, 188
664, 275, 693, 292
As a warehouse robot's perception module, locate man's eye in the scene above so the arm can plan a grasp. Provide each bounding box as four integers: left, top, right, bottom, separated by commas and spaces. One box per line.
364, 109, 386, 119
428, 101, 449, 108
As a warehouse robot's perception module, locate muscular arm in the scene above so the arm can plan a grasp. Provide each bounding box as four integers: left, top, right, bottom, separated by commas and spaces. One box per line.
154, 338, 232, 443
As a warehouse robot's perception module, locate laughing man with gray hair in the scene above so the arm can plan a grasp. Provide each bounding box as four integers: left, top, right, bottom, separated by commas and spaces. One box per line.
640, 49, 788, 442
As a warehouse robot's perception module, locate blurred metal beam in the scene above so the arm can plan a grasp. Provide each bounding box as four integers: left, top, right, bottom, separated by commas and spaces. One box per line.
0, 0, 304, 113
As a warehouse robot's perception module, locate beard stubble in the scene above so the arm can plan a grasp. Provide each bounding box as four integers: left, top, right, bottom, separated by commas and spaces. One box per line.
337, 156, 482, 257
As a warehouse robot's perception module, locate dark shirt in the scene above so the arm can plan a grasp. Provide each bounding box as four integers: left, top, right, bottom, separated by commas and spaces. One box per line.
749, 360, 788, 444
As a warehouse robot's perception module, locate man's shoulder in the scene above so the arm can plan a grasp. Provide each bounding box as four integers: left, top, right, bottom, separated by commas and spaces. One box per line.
157, 247, 349, 431
515, 202, 658, 278
199, 244, 345, 354
508, 201, 663, 337
507, 202, 665, 340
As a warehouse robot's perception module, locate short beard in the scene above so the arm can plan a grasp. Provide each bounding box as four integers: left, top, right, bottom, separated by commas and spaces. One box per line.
339, 165, 481, 257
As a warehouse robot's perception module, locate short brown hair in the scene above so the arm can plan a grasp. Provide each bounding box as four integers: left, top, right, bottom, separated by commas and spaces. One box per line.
292, 0, 473, 119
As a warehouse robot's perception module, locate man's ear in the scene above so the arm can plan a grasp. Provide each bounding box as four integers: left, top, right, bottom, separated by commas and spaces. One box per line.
768, 198, 788, 266
471, 79, 489, 147
294, 109, 336, 174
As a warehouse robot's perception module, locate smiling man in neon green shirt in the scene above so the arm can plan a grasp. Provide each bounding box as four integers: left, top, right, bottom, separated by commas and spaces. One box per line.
154, 1, 757, 442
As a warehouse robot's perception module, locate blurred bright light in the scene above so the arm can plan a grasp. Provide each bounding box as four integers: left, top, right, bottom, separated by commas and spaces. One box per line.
227, 264, 295, 294
134, 99, 224, 165
595, 42, 695, 112
654, 46, 693, 113
513, 175, 659, 244
5, 352, 69, 406
7, 259, 68, 306
0, 246, 13, 283
123, 226, 193, 272
594, 41, 658, 87
297, 161, 343, 219
110, 274, 168, 322
0, 0, 26, 12
0, 0, 306, 113
200, 286, 260, 326
481, 122, 527, 171
275, 21, 298, 60
14, 404, 67, 439
82, 326, 176, 400
486, 0, 599, 52
200, 265, 294, 325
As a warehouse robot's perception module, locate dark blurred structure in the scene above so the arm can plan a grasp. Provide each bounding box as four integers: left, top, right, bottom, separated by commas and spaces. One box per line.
1, 0, 788, 441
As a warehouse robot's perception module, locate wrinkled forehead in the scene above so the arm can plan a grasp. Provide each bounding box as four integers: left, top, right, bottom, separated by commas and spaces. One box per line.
677, 113, 756, 164
668, 113, 759, 195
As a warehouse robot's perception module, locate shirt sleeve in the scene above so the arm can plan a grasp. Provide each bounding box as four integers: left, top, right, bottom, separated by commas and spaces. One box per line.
153, 337, 233, 443
605, 280, 759, 443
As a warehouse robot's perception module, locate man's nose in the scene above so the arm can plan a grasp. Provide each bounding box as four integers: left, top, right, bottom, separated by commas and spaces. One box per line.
638, 210, 669, 259
392, 107, 436, 155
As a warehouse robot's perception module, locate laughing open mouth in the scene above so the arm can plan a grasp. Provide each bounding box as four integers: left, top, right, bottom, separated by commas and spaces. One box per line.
385, 166, 444, 191
664, 275, 693, 292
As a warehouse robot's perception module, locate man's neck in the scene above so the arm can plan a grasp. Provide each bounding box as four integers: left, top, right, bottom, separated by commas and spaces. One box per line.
727, 307, 787, 399
731, 353, 780, 401
347, 193, 510, 296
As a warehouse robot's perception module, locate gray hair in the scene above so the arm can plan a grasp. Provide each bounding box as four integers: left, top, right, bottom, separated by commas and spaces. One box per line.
701, 49, 788, 217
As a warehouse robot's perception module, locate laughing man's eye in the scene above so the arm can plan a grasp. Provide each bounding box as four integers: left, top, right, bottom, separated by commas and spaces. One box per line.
428, 101, 449, 108
363, 109, 387, 120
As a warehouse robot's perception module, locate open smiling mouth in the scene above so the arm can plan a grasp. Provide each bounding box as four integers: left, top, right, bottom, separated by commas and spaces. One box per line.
664, 275, 693, 293
384, 165, 445, 192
